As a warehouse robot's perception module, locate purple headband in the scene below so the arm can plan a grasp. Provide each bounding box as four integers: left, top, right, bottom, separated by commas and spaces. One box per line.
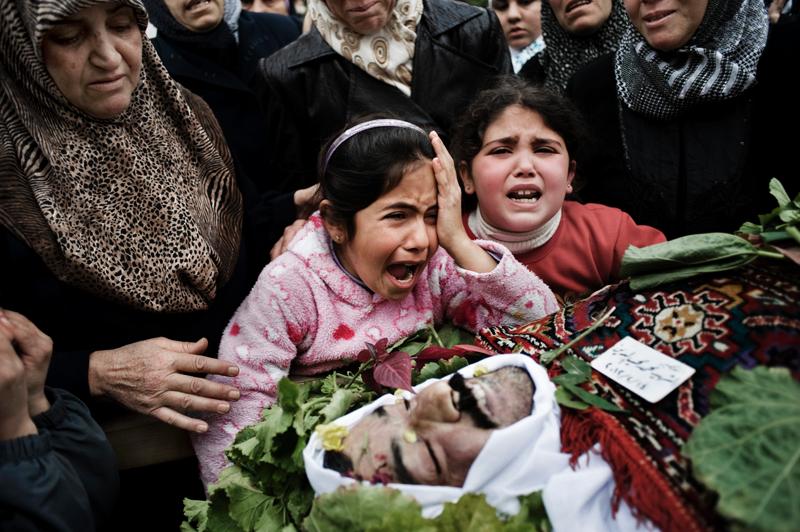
322, 119, 427, 175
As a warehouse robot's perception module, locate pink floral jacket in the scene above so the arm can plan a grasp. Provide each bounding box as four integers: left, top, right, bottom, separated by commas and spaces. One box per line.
192, 214, 557, 486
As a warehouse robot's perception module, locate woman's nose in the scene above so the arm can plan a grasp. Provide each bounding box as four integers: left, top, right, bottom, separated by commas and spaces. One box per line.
410, 381, 462, 425
507, 3, 521, 21
89, 31, 122, 70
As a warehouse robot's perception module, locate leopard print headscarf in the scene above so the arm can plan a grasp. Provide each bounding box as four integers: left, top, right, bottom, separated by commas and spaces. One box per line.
0, 0, 243, 312
309, 0, 423, 97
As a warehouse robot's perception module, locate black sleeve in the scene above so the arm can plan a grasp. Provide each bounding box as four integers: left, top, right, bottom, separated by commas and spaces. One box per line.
485, 8, 513, 75
254, 61, 315, 191
0, 388, 118, 532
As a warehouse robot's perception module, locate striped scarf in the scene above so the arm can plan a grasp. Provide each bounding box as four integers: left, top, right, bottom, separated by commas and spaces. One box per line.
615, 0, 769, 120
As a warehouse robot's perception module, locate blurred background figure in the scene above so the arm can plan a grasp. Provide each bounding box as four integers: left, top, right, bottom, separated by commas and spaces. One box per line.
493, 0, 545, 74
241, 0, 305, 28
527, 0, 627, 90
144, 0, 312, 268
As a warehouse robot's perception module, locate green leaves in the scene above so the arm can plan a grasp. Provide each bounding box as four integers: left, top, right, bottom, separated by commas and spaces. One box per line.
303, 487, 549, 531
551, 355, 624, 413
620, 179, 800, 290
182, 322, 497, 530
683, 367, 800, 531
620, 233, 763, 290
304, 487, 430, 532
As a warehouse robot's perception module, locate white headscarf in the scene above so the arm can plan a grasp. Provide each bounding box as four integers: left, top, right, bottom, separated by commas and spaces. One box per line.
304, 355, 645, 530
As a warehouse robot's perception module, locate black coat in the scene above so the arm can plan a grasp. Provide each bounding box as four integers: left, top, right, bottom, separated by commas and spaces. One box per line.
0, 389, 118, 532
151, 11, 299, 187
567, 20, 799, 238
151, 11, 301, 266
257, 0, 513, 191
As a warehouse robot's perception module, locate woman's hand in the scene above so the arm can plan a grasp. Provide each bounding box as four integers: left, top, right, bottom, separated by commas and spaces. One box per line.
270, 218, 307, 260
430, 131, 496, 273
0, 327, 37, 440
0, 310, 52, 417
88, 337, 241, 433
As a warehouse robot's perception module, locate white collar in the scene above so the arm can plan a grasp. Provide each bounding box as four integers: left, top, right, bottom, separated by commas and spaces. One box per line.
468, 207, 561, 255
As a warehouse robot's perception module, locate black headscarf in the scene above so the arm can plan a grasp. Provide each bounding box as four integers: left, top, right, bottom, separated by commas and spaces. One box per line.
538, 0, 628, 92
142, 0, 236, 48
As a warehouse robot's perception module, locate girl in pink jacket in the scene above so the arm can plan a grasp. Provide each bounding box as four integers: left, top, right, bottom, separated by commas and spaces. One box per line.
193, 118, 558, 486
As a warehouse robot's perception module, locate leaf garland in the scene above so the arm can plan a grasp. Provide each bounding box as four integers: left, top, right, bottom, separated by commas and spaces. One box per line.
183, 323, 499, 531
302, 486, 550, 532
683, 367, 800, 531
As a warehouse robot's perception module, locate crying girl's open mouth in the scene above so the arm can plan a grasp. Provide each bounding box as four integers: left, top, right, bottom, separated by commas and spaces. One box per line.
386, 262, 420, 282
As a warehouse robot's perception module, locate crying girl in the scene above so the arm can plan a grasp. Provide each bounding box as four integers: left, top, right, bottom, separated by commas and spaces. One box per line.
192, 118, 558, 487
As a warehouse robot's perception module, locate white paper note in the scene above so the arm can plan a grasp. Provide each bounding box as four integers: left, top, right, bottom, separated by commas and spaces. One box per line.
591, 336, 696, 403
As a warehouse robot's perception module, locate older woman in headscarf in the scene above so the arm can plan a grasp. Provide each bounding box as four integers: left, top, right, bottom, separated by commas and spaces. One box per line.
0, 0, 249, 434
256, 0, 513, 192
567, 0, 798, 238
520, 0, 628, 91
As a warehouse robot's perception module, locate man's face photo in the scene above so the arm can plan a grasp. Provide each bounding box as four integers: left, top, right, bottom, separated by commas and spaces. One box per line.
335, 367, 535, 487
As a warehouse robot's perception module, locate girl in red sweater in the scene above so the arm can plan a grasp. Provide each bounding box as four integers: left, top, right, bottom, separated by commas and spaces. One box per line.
452, 77, 665, 304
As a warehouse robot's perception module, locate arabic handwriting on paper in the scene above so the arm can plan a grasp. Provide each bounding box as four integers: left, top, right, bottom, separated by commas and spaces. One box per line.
591, 337, 696, 403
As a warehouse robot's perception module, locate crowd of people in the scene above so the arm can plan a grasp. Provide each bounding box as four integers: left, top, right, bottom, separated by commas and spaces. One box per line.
0, 0, 795, 529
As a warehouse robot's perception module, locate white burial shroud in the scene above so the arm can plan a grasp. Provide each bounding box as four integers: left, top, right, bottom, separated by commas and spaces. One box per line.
304, 354, 650, 531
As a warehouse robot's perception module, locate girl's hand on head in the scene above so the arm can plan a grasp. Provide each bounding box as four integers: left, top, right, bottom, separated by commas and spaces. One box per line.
429, 132, 496, 273
430, 131, 468, 252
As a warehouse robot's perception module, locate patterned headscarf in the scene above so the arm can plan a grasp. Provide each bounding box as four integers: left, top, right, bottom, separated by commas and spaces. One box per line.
615, 0, 769, 120
308, 0, 423, 97
0, 0, 242, 312
538, 0, 627, 92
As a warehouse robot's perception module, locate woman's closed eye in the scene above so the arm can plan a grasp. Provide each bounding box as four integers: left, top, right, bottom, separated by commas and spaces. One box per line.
383, 211, 407, 220
108, 12, 137, 33
46, 29, 84, 46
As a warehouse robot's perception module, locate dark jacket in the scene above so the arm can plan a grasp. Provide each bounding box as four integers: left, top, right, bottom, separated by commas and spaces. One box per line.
257, 0, 513, 191
151, 11, 299, 186
567, 20, 799, 238
0, 388, 119, 532
151, 11, 301, 266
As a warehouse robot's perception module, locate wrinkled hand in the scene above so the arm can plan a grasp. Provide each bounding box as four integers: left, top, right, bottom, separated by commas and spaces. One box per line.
270, 218, 308, 260
0, 327, 37, 440
0, 310, 52, 416
88, 337, 240, 433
